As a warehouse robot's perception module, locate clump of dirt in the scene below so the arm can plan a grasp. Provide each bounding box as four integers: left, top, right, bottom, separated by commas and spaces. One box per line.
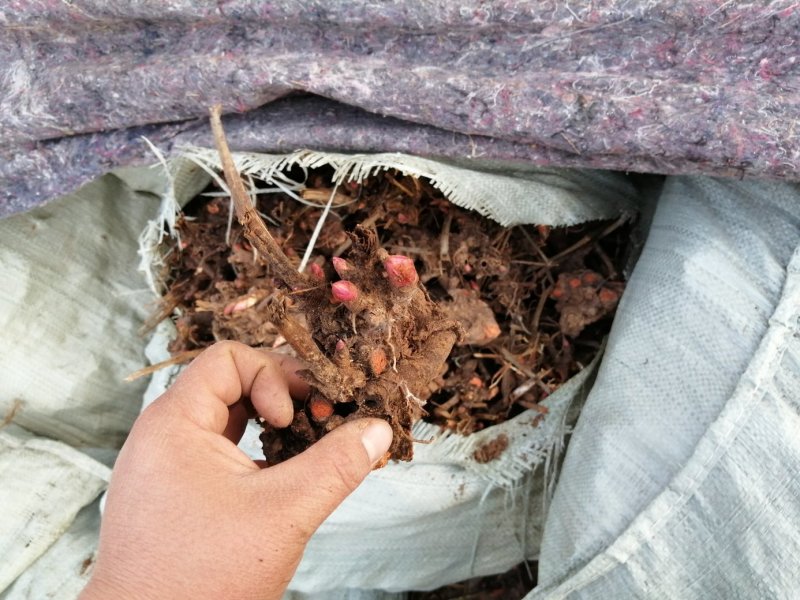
146, 106, 632, 465
472, 434, 510, 464
551, 270, 624, 337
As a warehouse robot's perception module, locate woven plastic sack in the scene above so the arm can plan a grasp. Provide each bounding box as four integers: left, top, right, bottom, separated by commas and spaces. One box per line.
136, 149, 639, 594
529, 176, 800, 598
0, 172, 162, 597
5, 166, 799, 599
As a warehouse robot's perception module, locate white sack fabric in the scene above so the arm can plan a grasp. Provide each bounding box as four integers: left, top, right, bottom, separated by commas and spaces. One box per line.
0, 426, 109, 593
0, 499, 103, 600
0, 173, 160, 448
531, 177, 800, 598
0, 173, 160, 597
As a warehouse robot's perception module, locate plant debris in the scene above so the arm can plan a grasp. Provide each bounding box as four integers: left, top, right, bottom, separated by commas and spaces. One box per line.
472, 434, 510, 464
149, 108, 632, 464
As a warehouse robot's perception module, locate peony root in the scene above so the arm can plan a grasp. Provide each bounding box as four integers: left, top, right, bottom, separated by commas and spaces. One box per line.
209, 105, 462, 462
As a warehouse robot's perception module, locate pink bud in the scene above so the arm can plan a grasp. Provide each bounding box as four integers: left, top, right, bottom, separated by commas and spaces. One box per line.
223, 295, 258, 315
308, 262, 325, 281
332, 338, 352, 367
331, 280, 359, 304
331, 257, 352, 278
384, 255, 419, 288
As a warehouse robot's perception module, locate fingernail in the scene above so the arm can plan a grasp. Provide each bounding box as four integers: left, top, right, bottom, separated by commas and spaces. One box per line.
360, 420, 393, 465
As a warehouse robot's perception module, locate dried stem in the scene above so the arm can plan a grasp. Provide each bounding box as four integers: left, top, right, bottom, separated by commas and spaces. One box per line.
385, 173, 415, 198
548, 216, 628, 265
124, 349, 204, 382
209, 105, 308, 290
300, 188, 353, 206
439, 211, 453, 270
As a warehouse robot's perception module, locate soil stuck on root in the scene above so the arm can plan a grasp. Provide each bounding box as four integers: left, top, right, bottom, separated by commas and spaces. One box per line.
148, 107, 632, 465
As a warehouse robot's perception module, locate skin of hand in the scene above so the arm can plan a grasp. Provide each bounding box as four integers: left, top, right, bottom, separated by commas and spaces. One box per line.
81, 341, 393, 600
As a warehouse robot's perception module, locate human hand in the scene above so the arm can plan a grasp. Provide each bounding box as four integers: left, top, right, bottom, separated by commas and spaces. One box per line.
81, 341, 393, 600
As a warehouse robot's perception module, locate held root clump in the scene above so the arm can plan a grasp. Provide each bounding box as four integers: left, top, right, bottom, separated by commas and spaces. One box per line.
145, 106, 632, 465
209, 106, 460, 463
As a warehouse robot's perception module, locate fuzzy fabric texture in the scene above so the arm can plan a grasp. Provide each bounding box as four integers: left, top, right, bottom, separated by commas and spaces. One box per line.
2, 1, 799, 217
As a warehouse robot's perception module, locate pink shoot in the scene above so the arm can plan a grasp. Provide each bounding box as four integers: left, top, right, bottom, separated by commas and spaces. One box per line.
331, 280, 360, 304
331, 257, 352, 278
384, 255, 419, 289
308, 262, 325, 281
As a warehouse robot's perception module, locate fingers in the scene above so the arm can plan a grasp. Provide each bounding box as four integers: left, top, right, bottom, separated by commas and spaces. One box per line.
259, 419, 393, 536
221, 400, 250, 444
250, 351, 309, 425
157, 341, 302, 434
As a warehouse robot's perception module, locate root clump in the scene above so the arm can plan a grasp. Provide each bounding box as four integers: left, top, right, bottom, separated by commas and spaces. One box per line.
146, 106, 632, 464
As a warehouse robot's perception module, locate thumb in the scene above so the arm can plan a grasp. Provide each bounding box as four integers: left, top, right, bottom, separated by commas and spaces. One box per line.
264, 418, 393, 534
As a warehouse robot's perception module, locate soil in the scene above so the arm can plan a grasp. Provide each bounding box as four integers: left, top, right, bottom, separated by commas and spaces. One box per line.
149, 108, 631, 465
472, 434, 510, 464
409, 562, 536, 599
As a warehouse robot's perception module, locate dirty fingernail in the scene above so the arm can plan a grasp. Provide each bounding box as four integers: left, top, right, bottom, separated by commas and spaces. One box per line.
361, 420, 393, 464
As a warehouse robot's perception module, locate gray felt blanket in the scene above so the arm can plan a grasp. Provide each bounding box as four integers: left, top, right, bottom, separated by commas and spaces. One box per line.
2, 1, 798, 217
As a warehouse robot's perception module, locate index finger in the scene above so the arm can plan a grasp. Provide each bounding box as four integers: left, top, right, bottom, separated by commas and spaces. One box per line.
156, 341, 309, 434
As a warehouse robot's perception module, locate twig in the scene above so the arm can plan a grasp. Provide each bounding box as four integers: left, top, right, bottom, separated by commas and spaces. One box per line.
208, 105, 308, 290
138, 292, 183, 335
548, 216, 628, 264
439, 211, 453, 271
510, 368, 552, 400
300, 188, 353, 206
594, 242, 617, 279
124, 349, 203, 382
498, 346, 535, 379
531, 284, 554, 333
385, 173, 415, 198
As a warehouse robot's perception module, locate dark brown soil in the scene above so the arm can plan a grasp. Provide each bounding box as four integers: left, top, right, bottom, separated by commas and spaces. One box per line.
409, 562, 536, 599
148, 109, 631, 465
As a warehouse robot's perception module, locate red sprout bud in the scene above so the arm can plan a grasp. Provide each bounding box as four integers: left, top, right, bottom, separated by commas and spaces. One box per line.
331, 257, 352, 278
308, 262, 325, 281
384, 255, 419, 289
331, 280, 360, 304
598, 287, 619, 307
332, 338, 352, 368
368, 347, 388, 376
309, 396, 334, 421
